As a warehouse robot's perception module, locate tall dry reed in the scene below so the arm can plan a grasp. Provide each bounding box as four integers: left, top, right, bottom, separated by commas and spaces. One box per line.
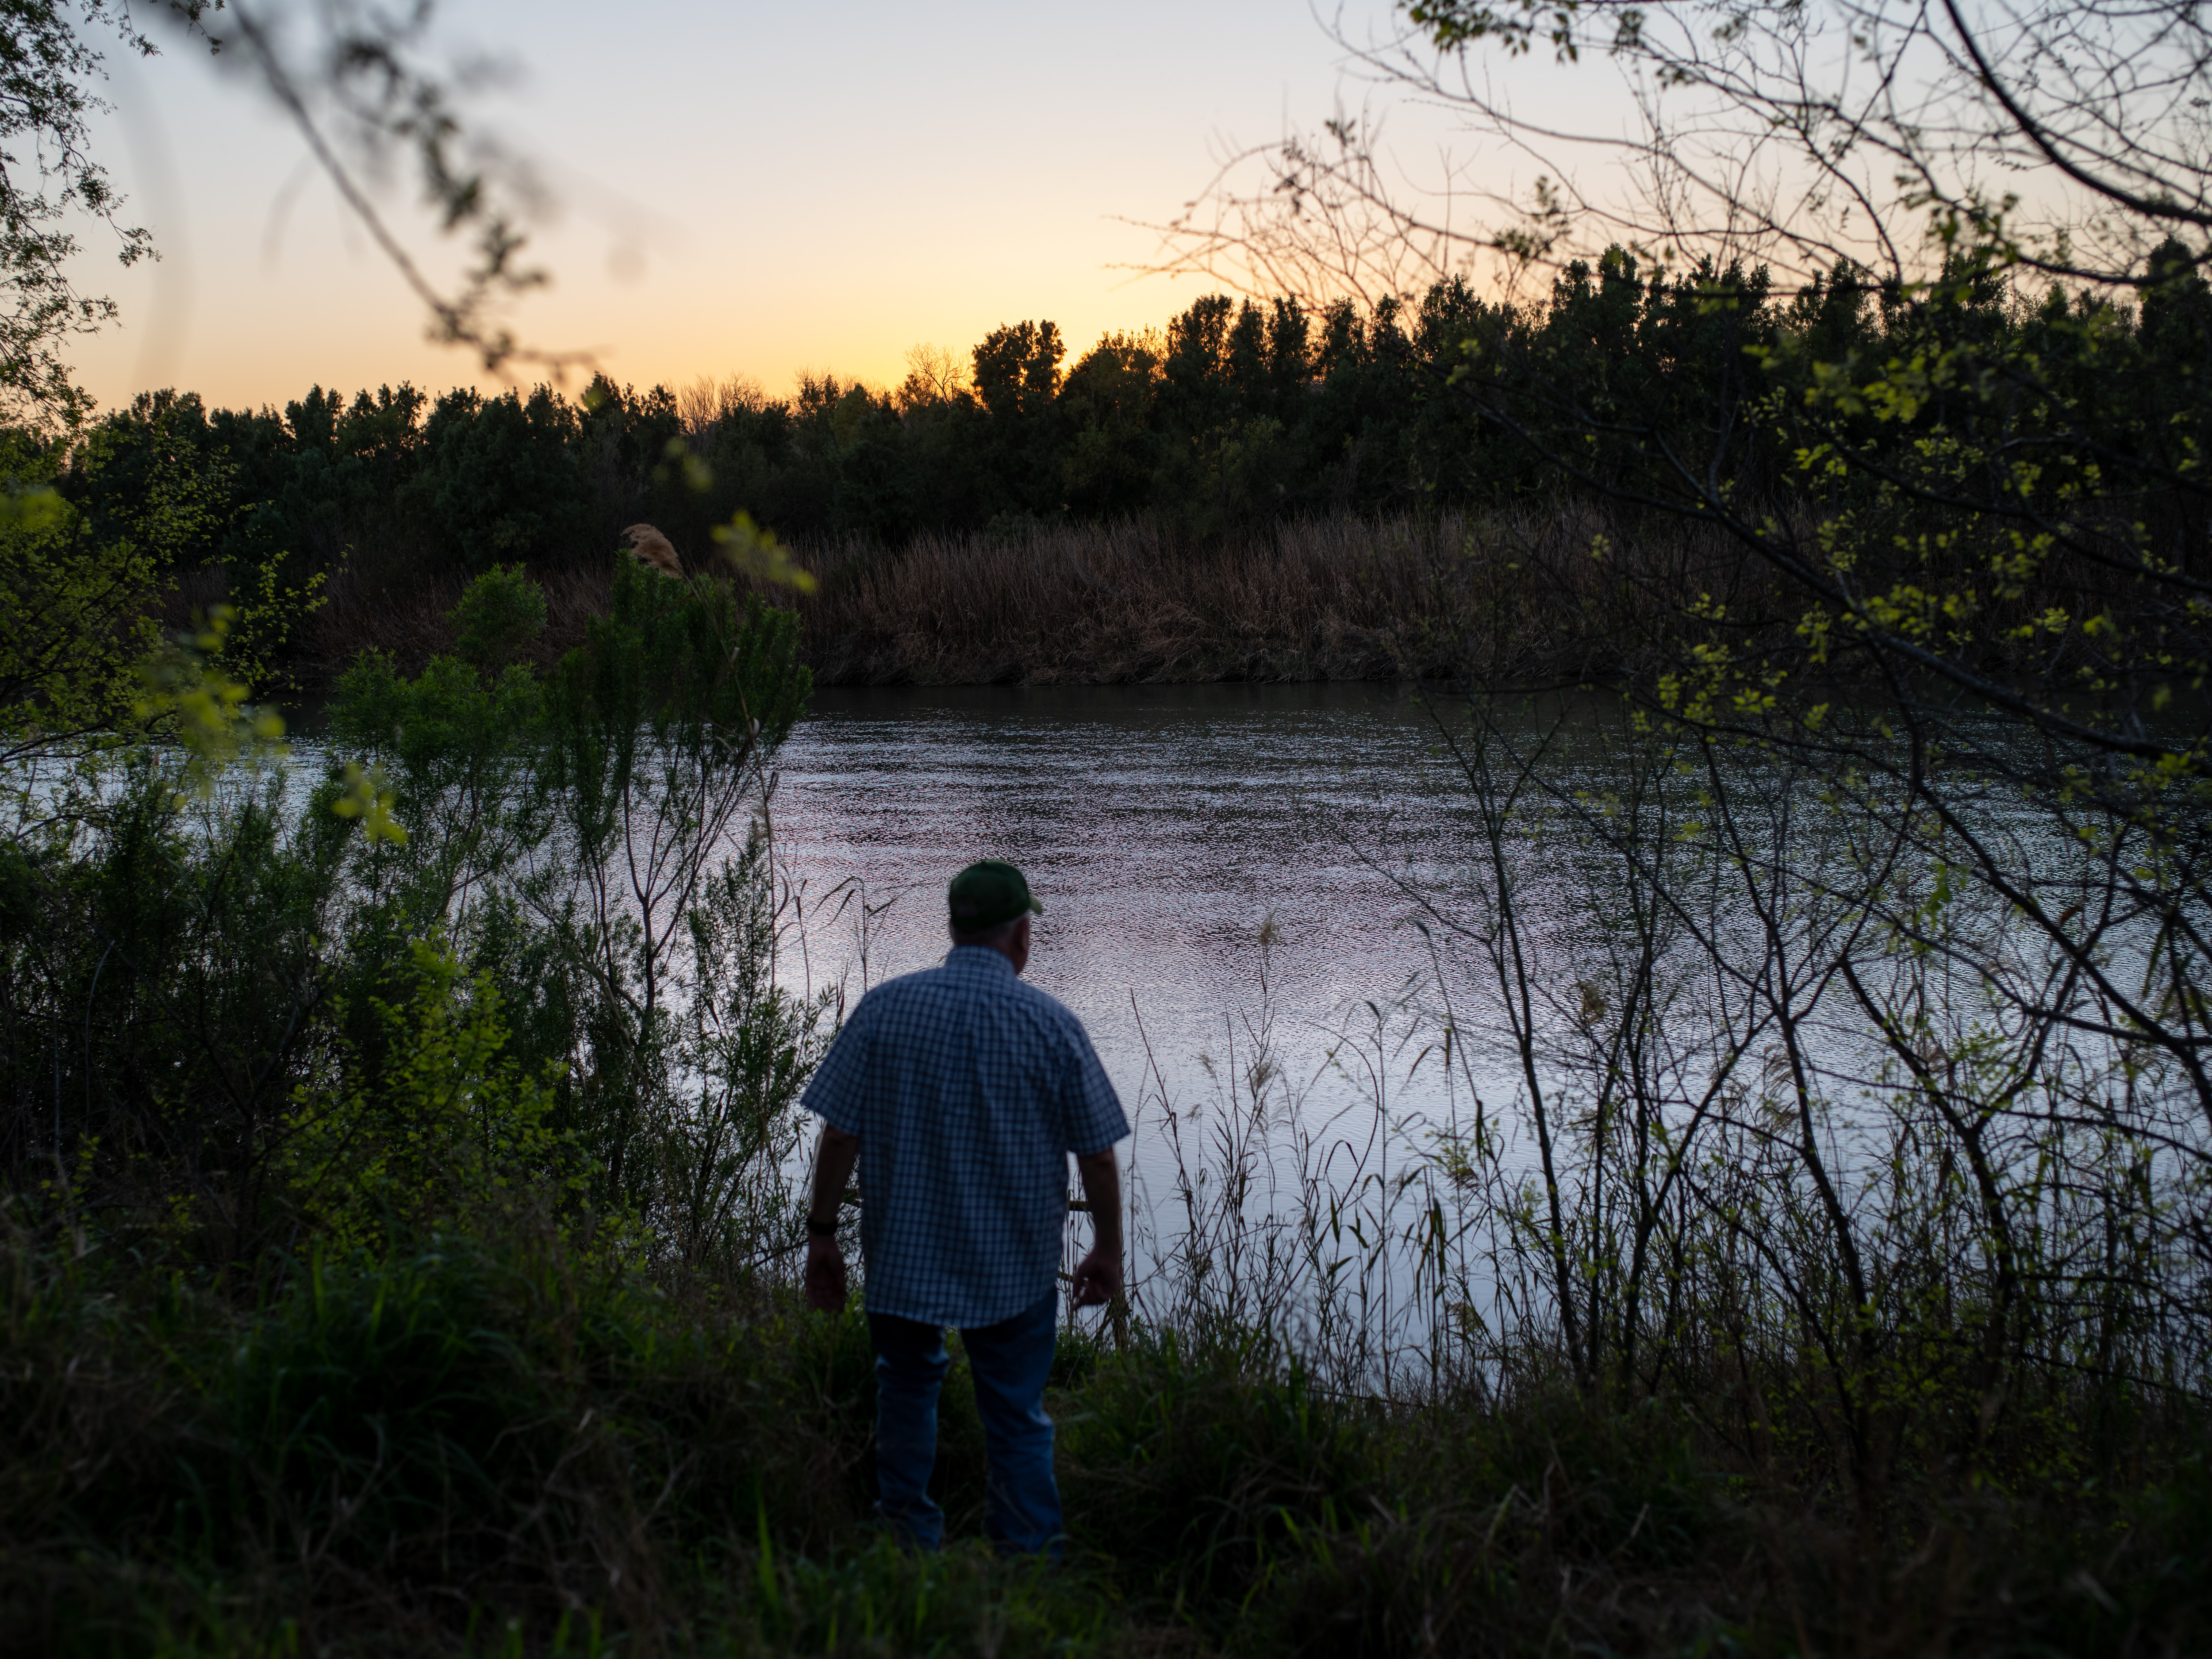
264, 508, 1751, 692
782, 509, 1693, 687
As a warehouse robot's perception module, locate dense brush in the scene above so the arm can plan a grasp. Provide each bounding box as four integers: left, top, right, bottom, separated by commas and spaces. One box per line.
269, 508, 1740, 694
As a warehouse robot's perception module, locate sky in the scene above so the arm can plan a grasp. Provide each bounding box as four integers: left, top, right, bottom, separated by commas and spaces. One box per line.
54, 1, 2108, 420
63, 0, 1483, 414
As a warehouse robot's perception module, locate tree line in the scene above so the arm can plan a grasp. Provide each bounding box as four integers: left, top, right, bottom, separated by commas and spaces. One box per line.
29, 246, 2206, 636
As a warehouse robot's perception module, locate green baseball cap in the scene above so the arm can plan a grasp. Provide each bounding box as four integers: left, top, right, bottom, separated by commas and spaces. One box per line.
949, 860, 1044, 929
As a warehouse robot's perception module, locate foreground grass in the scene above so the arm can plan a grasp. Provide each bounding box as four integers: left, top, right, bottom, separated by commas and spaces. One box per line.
2, 1222, 2205, 1657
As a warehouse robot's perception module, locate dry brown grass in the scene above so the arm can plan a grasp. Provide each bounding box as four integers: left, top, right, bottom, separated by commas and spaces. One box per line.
789, 516, 1442, 685
781, 507, 1711, 687
190, 508, 1746, 692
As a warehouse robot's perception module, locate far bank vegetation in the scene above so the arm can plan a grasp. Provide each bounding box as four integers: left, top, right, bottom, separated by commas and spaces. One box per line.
43, 263, 2097, 693
300, 507, 1678, 689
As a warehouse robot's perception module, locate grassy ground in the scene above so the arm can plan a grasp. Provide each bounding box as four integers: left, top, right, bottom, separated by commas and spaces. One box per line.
4, 1214, 2204, 1658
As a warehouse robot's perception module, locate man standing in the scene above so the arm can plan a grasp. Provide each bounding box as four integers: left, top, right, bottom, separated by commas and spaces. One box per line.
800, 859, 1129, 1556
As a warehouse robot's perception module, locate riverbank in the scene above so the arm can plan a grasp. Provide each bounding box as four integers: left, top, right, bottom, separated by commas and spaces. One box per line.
6, 1214, 2203, 1657
283, 508, 1692, 691
35, 549, 2211, 1657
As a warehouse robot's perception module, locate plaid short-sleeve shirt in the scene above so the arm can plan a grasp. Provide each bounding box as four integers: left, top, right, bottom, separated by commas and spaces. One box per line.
801, 945, 1129, 1327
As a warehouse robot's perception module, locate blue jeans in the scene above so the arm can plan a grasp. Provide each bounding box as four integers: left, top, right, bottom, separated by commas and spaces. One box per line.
868, 1287, 1062, 1555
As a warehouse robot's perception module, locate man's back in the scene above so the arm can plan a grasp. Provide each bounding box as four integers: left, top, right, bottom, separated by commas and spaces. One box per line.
802, 945, 1126, 1326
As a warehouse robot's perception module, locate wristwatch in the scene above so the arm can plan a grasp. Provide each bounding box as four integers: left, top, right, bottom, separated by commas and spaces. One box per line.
806, 1215, 839, 1237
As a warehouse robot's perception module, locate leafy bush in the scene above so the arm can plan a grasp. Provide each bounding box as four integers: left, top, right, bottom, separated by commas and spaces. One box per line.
277, 943, 573, 1256
448, 563, 547, 670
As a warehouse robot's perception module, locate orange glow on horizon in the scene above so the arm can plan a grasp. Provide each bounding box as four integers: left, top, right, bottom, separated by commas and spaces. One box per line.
62, 0, 1393, 419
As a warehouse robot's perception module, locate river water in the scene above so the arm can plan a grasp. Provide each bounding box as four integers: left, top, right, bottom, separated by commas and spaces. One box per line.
771, 683, 1482, 1143
278, 677, 2191, 1365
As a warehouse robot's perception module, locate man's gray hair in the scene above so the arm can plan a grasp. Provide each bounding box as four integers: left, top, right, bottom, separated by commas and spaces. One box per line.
951, 914, 1025, 949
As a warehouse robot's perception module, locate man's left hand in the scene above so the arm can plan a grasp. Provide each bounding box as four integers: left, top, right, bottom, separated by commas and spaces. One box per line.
1070, 1247, 1122, 1309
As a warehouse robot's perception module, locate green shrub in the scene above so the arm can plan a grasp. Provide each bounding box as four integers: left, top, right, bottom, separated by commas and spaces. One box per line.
449, 565, 548, 671
277, 943, 574, 1256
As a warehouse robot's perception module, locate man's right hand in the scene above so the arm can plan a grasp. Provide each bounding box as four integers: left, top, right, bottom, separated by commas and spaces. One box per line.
804, 1234, 847, 1313
803, 1124, 861, 1313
